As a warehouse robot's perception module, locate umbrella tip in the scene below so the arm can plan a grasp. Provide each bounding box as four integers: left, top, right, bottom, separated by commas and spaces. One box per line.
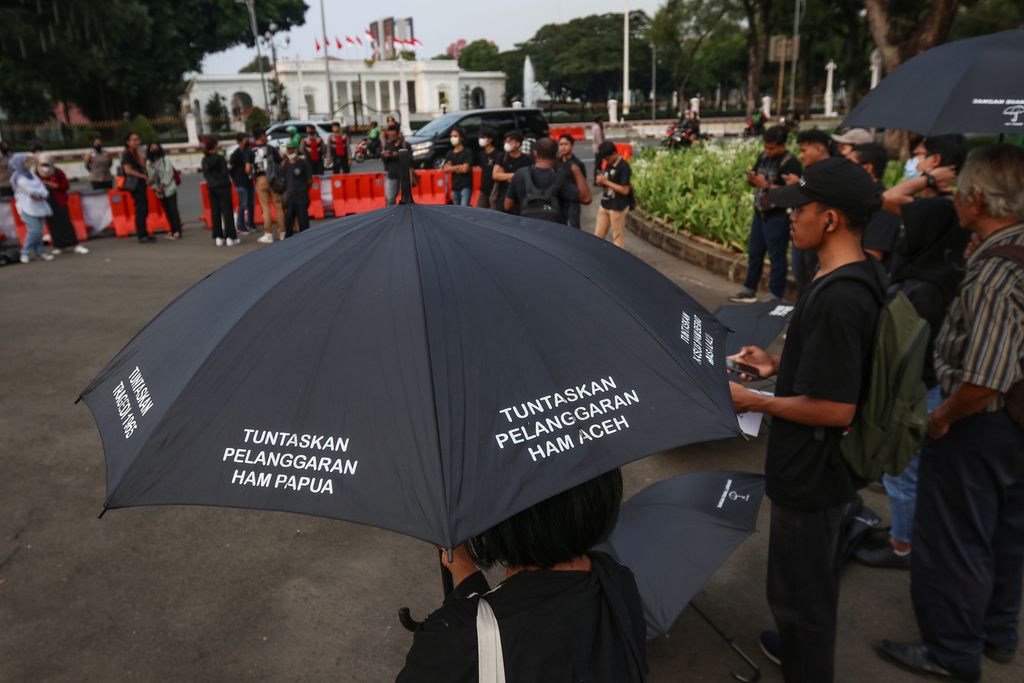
97, 507, 108, 520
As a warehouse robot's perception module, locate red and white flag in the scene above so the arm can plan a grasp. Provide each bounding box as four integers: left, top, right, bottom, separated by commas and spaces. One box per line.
314, 38, 321, 52
335, 36, 343, 49
365, 30, 376, 43
410, 37, 422, 47
346, 36, 355, 46
356, 36, 363, 46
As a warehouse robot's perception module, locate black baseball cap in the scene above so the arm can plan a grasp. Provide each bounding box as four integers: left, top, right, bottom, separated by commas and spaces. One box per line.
768, 157, 880, 218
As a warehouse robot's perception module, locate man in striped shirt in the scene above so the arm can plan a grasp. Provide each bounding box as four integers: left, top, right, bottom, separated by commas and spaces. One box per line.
876, 145, 1024, 682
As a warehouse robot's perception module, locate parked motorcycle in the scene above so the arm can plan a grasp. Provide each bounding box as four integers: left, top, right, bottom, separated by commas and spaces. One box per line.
352, 138, 382, 163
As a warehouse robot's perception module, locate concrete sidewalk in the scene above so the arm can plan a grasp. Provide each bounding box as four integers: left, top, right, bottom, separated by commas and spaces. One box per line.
0, 197, 1020, 682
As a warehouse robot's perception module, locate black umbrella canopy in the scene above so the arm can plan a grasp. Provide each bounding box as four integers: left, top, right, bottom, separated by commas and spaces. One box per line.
714, 301, 794, 357
842, 29, 1024, 135
80, 205, 740, 548
597, 470, 765, 639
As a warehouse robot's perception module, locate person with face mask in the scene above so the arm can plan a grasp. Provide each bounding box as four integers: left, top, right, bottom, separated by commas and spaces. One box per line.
442, 126, 473, 206
475, 128, 499, 209
0, 140, 13, 198
121, 132, 154, 243
200, 137, 238, 246
381, 124, 411, 207
491, 131, 531, 212
250, 127, 285, 243
281, 140, 312, 237
147, 143, 182, 239
84, 138, 114, 190
10, 153, 54, 263
37, 155, 88, 255
556, 134, 587, 228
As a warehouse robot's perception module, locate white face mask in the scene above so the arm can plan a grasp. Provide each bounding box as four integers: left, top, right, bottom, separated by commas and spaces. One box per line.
478, 138, 490, 148
450, 136, 461, 147
287, 151, 298, 160
903, 156, 922, 180
503, 142, 514, 153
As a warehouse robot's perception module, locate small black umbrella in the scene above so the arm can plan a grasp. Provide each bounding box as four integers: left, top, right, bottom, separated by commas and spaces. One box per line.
597, 470, 765, 681
841, 29, 1024, 135
713, 302, 794, 357
79, 170, 740, 551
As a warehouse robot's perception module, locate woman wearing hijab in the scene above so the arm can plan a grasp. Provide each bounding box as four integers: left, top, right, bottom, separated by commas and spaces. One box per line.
37, 155, 89, 255
10, 154, 54, 263
147, 142, 182, 239
121, 132, 154, 243
397, 469, 648, 683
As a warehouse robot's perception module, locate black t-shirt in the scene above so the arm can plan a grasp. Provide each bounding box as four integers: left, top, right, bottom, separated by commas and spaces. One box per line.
445, 147, 474, 191
382, 138, 410, 179
753, 152, 802, 213
506, 165, 580, 217
282, 157, 311, 204
494, 151, 533, 206
229, 147, 253, 188
861, 180, 898, 260
397, 552, 646, 683
558, 154, 587, 180
600, 158, 632, 211
766, 259, 882, 510
477, 147, 499, 194
200, 152, 231, 189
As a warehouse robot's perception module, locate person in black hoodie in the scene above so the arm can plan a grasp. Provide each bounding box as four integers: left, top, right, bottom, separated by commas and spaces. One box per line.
398, 468, 647, 683
200, 137, 238, 246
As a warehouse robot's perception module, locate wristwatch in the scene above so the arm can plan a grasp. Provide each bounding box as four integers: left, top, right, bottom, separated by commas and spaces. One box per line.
924, 172, 937, 190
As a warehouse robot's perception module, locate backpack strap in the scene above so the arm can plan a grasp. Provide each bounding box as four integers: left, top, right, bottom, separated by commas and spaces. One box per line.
475, 596, 507, 683
978, 243, 1024, 267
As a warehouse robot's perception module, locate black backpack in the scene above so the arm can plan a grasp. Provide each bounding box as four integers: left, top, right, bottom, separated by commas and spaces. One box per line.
519, 165, 570, 223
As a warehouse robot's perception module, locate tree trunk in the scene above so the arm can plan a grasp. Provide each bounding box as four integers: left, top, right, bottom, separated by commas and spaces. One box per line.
742, 0, 770, 118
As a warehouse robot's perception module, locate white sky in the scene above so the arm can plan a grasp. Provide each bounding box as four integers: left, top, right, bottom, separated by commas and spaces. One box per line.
202, 0, 664, 74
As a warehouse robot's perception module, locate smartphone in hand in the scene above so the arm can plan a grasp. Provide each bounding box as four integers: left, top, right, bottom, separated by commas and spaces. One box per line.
726, 358, 762, 379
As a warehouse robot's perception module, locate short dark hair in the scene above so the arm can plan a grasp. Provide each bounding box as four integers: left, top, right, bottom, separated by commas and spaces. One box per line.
763, 125, 789, 145
504, 130, 524, 144
253, 127, 267, 139
203, 136, 218, 152
467, 469, 623, 569
123, 132, 136, 145
851, 143, 889, 181
796, 128, 831, 149
558, 133, 575, 145
235, 132, 247, 143
479, 127, 497, 141
923, 134, 968, 171
533, 136, 557, 160
597, 139, 617, 157
450, 125, 465, 138
331, 121, 341, 128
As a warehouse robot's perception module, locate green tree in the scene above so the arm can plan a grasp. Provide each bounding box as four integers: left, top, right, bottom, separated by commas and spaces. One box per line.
458, 40, 502, 71
246, 106, 270, 131
204, 93, 230, 131
239, 55, 273, 73
0, 0, 306, 123
950, 0, 1024, 39
649, 0, 738, 105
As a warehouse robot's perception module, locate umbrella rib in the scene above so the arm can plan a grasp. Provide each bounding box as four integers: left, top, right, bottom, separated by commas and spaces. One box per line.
439, 208, 735, 425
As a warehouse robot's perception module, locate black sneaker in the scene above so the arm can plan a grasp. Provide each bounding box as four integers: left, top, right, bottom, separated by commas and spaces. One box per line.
984, 643, 1015, 664
759, 630, 781, 666
729, 288, 758, 304
854, 543, 911, 570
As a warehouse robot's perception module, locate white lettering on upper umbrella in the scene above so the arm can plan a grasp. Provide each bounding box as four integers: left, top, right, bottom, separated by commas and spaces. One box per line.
241, 429, 350, 452
128, 366, 154, 416
112, 381, 138, 439
494, 390, 639, 449
497, 376, 619, 423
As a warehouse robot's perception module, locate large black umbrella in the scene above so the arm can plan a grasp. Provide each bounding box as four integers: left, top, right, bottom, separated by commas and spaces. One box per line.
79, 188, 739, 550
714, 302, 794, 357
597, 470, 766, 681
841, 29, 1024, 135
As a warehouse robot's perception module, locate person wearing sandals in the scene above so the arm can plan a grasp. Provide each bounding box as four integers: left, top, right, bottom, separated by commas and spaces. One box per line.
397, 469, 647, 683
147, 143, 182, 239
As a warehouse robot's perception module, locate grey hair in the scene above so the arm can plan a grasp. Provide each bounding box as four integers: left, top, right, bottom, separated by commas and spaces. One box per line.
956, 144, 1024, 219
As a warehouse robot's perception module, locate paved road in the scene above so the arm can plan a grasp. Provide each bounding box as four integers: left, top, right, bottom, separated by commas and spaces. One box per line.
2, 191, 1021, 682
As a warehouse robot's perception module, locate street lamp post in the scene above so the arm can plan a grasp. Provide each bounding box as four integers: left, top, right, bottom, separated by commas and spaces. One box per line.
319, 0, 334, 118
650, 42, 656, 120
236, 0, 271, 115
262, 22, 290, 120
622, 1, 630, 118
787, 0, 804, 112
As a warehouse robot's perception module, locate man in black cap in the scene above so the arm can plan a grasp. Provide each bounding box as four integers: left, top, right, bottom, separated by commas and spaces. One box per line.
729, 157, 884, 683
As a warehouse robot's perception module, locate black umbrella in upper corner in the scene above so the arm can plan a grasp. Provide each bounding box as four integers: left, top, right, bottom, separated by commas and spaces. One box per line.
714, 301, 794, 357
78, 180, 740, 551
841, 29, 1024, 135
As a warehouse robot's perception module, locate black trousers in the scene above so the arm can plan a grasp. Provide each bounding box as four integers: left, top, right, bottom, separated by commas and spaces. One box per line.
130, 184, 149, 239
208, 184, 236, 240
331, 157, 350, 174
767, 501, 847, 683
912, 410, 1024, 674
284, 200, 309, 237
310, 158, 325, 176
91, 180, 113, 190
47, 201, 79, 248
160, 194, 182, 235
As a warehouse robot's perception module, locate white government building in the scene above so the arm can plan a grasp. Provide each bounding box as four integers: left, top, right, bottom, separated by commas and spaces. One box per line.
186, 57, 506, 133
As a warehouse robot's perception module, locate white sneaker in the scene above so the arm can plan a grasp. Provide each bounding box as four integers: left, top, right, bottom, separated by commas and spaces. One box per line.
51, 248, 62, 256
19, 254, 30, 264
226, 238, 240, 246
256, 234, 274, 244
215, 237, 225, 247
74, 244, 90, 254
40, 253, 55, 261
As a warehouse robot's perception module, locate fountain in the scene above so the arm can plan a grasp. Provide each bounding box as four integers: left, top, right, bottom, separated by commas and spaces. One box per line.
523, 56, 536, 108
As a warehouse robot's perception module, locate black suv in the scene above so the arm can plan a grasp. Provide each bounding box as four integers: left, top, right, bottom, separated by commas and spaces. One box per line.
407, 108, 549, 168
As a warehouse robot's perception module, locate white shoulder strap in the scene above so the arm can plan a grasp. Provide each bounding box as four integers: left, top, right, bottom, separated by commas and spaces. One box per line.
476, 597, 506, 683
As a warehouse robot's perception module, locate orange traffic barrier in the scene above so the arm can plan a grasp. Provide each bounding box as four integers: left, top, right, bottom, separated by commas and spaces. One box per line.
199, 182, 242, 229
549, 125, 586, 141
308, 176, 325, 219
331, 173, 384, 215
66, 194, 90, 242
414, 170, 448, 205
107, 190, 135, 237
144, 188, 170, 234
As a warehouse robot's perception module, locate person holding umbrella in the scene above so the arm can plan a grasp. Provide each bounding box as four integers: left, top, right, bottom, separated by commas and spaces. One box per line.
397, 469, 647, 682
729, 158, 884, 683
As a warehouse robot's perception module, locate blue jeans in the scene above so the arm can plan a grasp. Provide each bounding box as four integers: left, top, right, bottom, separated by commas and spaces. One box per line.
235, 185, 255, 229
742, 210, 790, 297
883, 385, 943, 544
385, 177, 399, 206
452, 186, 472, 206
21, 213, 46, 258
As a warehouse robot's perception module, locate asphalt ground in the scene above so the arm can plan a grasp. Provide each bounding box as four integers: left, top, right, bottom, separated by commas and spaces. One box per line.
2, 171, 1022, 682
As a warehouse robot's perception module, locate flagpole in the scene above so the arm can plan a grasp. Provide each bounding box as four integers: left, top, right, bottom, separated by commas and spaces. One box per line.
320, 0, 334, 118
